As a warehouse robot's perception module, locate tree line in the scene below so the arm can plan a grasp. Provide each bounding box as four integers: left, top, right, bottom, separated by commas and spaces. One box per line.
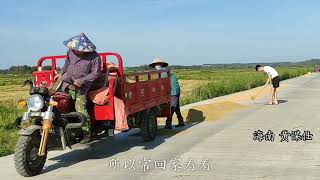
0, 65, 56, 74
0, 59, 318, 74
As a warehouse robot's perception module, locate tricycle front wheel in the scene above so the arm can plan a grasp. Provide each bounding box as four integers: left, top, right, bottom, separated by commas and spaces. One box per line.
14, 132, 47, 177
140, 108, 158, 142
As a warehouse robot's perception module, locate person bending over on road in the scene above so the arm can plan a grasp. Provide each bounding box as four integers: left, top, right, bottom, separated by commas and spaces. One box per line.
255, 65, 280, 105
149, 58, 185, 129
55, 33, 101, 143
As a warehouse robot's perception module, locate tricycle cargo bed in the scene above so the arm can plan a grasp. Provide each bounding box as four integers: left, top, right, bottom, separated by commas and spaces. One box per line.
123, 70, 171, 114
32, 52, 171, 122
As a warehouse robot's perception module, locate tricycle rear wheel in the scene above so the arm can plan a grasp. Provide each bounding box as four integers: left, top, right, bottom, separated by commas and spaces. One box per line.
140, 108, 158, 142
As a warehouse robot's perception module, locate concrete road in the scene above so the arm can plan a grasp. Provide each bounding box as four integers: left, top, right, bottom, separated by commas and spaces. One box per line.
1, 74, 320, 180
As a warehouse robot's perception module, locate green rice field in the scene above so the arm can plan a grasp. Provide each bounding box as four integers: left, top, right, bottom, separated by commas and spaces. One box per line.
0, 66, 313, 157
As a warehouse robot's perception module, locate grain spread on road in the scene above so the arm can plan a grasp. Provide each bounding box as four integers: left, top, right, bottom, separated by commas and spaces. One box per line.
162, 83, 289, 125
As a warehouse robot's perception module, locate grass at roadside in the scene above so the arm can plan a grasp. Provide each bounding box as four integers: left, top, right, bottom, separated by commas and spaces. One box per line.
0, 99, 25, 157
0, 75, 30, 156
177, 67, 312, 105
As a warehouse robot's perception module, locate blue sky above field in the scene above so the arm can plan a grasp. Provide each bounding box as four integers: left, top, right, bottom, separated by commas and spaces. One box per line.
1, 0, 320, 68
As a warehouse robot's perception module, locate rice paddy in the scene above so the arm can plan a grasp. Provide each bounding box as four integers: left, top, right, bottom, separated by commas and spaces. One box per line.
0, 66, 313, 156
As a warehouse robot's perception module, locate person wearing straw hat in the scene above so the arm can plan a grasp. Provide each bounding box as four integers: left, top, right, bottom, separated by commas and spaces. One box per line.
149, 58, 185, 129
54, 33, 101, 143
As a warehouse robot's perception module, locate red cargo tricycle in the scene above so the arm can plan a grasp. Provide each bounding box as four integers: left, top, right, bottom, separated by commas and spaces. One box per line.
14, 52, 171, 177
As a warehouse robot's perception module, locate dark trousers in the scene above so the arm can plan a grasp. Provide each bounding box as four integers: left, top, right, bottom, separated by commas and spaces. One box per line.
166, 93, 184, 125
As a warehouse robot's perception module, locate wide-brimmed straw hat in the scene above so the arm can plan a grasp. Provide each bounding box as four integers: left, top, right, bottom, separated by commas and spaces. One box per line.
149, 57, 168, 68
63, 33, 96, 52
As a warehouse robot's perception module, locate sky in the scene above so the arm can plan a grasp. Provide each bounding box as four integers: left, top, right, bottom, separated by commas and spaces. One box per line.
0, 0, 320, 68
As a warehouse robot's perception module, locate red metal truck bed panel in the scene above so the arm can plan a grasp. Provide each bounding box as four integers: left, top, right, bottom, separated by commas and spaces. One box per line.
123, 71, 171, 115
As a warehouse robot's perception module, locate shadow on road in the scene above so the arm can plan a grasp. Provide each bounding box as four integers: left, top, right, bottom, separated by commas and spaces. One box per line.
253, 99, 288, 105
278, 99, 288, 104
42, 109, 205, 174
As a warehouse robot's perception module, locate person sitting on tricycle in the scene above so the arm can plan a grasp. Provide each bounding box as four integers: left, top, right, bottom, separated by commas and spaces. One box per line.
54, 33, 101, 143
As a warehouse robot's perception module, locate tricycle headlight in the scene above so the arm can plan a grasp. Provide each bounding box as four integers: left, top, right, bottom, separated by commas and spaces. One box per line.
27, 94, 44, 112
